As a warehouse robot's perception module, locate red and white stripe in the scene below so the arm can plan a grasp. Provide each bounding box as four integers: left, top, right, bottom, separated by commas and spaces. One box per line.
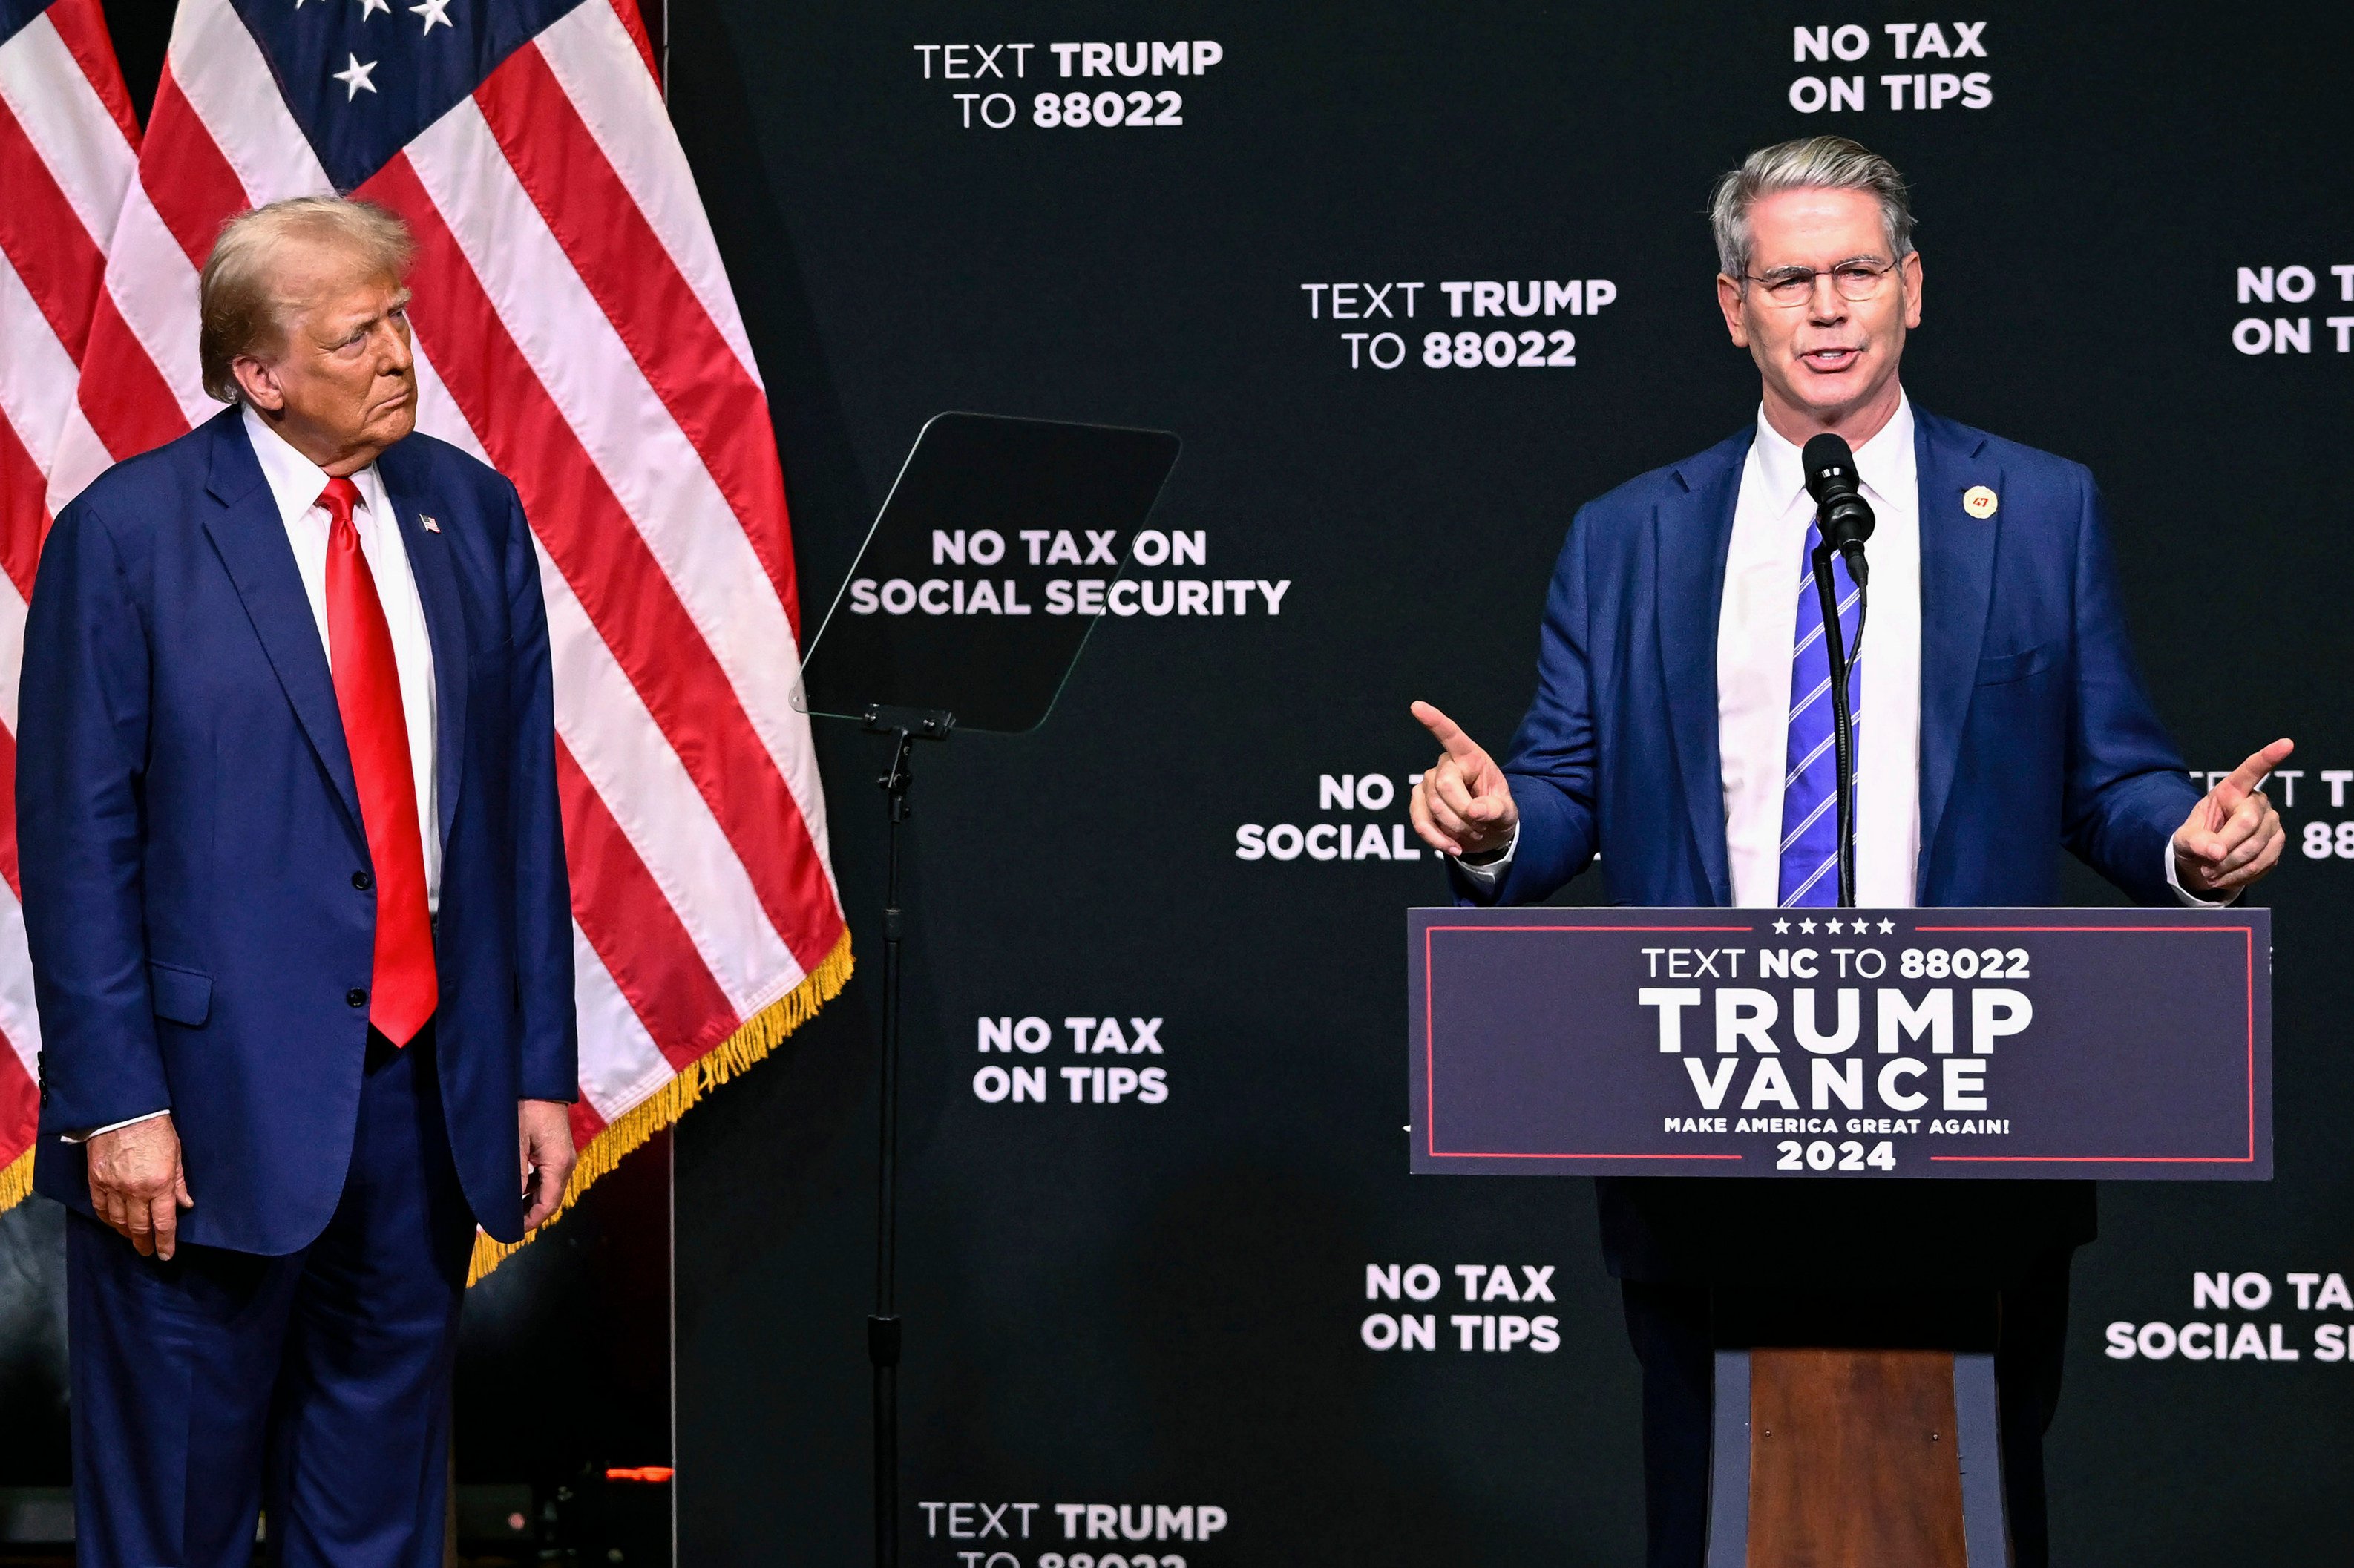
24, 0, 847, 1229
0, 0, 137, 1195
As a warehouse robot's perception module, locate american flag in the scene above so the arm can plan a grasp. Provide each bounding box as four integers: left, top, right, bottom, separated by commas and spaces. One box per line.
13, 0, 851, 1279
0, 0, 138, 1213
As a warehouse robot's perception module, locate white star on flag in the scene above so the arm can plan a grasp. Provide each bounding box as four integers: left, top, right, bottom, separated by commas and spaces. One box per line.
333, 53, 378, 99
410, 0, 453, 34
358, 0, 390, 17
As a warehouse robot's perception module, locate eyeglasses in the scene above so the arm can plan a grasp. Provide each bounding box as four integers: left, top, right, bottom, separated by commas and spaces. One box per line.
1743, 260, 1898, 306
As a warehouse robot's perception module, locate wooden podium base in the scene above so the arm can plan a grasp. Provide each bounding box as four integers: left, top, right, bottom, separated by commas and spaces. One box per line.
1706, 1348, 2008, 1567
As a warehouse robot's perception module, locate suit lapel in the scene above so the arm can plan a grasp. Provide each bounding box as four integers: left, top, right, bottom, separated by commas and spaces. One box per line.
200, 413, 364, 834
1913, 410, 2001, 899
376, 443, 469, 852
1656, 435, 1748, 905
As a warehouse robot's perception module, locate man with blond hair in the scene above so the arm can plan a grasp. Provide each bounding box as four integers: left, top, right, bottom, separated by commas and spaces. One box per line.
20, 196, 577, 1567
1409, 137, 2288, 1565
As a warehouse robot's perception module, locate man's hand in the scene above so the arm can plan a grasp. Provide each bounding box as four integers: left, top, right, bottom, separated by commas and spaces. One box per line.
87, 1115, 192, 1260
2174, 738, 2295, 899
1409, 701, 1520, 859
518, 1099, 577, 1232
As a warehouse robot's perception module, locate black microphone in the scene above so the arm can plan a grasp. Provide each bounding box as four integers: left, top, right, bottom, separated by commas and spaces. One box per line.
1802, 433, 1875, 586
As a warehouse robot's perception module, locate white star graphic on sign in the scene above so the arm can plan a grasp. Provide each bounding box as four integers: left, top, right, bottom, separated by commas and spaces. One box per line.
1879, 919, 1896, 934
1825, 917, 1844, 934
410, 0, 453, 33
1772, 919, 1791, 934
333, 54, 379, 99
1798, 918, 1817, 934
358, 0, 390, 16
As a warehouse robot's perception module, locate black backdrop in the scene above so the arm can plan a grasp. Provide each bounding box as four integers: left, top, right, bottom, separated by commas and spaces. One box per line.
660, 3, 2354, 1563
4, 2, 2353, 1564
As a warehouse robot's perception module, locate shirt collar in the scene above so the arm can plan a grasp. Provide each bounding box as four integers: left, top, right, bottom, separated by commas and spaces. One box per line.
1751, 389, 1915, 515
240, 403, 381, 528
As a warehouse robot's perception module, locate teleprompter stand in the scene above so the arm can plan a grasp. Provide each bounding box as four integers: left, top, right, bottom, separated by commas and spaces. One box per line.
860, 702, 949, 1568
794, 413, 1181, 1568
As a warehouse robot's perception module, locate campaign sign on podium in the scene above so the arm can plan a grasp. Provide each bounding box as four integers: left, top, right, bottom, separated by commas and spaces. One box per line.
1409, 907, 2270, 1180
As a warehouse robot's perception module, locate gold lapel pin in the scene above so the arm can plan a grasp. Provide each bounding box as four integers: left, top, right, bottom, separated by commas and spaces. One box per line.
1961, 485, 1998, 519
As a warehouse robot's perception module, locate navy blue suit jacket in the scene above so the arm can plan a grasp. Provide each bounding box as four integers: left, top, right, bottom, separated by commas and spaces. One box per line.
1462, 407, 2202, 1279
21, 407, 577, 1252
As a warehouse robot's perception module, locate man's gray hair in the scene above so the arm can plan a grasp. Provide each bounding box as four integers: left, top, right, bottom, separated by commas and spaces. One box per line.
197, 196, 415, 402
1708, 136, 1914, 281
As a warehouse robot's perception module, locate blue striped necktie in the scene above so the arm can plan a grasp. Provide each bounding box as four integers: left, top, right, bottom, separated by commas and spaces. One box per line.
1777, 521, 1862, 905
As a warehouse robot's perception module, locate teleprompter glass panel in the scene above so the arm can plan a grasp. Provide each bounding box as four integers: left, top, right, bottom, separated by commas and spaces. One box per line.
795, 413, 1181, 734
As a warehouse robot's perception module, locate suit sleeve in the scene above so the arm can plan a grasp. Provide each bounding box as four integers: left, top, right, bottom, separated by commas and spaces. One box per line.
1453, 507, 1601, 905
2061, 473, 2201, 904
16, 502, 174, 1133
502, 484, 578, 1100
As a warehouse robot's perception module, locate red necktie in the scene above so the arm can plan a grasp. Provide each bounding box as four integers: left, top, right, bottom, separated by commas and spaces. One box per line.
319, 476, 437, 1045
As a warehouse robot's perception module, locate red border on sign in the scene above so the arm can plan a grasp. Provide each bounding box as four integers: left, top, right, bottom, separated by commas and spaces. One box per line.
1419, 922, 2260, 1167
1909, 925, 2258, 1164
1423, 925, 1754, 1161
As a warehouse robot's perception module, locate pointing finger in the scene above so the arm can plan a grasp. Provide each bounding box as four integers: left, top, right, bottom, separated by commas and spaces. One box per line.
1410, 701, 1484, 763
2220, 738, 2295, 799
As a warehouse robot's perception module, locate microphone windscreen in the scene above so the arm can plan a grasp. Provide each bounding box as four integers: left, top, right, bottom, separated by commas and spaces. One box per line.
1802, 433, 1855, 493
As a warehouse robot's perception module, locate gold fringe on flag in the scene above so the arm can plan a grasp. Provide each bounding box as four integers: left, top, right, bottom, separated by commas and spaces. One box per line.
0, 1147, 31, 1215
466, 926, 853, 1286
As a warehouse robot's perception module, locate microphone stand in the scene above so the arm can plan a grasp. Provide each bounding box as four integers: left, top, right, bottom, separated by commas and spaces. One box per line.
1808, 543, 1866, 908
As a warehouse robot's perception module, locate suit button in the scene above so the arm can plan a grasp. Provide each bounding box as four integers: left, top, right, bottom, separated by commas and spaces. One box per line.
347, 987, 368, 1008
353, 871, 373, 891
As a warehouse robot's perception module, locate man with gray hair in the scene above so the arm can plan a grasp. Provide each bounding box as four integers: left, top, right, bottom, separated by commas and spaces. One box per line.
19, 194, 577, 1567
1407, 136, 2289, 1564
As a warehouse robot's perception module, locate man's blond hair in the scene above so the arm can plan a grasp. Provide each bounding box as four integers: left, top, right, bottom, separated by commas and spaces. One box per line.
197, 196, 415, 403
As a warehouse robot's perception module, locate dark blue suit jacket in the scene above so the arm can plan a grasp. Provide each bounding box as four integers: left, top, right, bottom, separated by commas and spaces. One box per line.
21, 407, 577, 1252
1462, 407, 2202, 1280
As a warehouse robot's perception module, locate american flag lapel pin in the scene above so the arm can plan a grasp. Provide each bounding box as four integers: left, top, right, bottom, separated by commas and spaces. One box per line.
421, 514, 441, 534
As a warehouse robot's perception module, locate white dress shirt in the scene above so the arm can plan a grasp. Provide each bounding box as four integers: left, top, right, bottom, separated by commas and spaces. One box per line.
1458, 391, 2214, 908
1718, 395, 1921, 905
241, 404, 442, 909
62, 416, 442, 1144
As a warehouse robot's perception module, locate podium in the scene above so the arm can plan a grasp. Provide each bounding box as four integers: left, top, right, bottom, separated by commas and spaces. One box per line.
1408, 906, 2272, 1566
